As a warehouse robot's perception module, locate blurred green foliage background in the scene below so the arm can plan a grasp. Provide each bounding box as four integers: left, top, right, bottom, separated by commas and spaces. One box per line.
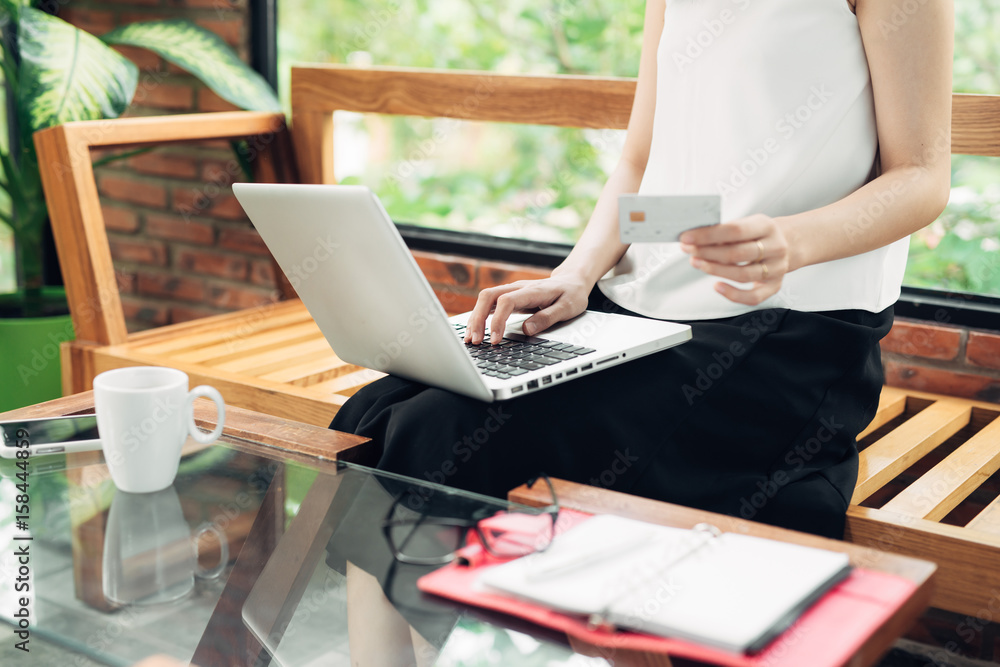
278, 0, 1000, 298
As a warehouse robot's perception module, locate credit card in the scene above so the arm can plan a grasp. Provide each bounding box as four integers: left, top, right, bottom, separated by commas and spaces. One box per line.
619, 194, 721, 243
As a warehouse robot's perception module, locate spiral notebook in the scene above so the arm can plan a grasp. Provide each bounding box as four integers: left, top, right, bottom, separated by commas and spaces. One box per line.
475, 514, 852, 654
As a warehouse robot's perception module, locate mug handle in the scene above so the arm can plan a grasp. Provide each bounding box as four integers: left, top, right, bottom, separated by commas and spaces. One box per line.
185, 386, 226, 444
192, 523, 229, 580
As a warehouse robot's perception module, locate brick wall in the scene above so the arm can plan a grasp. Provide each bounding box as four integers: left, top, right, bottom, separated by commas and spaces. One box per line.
61, 1, 999, 402
62, 0, 271, 331
882, 319, 1000, 402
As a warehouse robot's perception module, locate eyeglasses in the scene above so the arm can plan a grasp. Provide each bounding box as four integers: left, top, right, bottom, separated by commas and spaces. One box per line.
382, 475, 560, 566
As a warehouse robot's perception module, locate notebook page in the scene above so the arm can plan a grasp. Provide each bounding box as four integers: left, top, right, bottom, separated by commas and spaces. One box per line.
607, 532, 851, 653
477, 515, 702, 615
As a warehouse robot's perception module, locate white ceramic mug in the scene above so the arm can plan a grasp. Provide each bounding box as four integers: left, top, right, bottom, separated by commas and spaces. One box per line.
94, 367, 226, 493
103, 485, 228, 606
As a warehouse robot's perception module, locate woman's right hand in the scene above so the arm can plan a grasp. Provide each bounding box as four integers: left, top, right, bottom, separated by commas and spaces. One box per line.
463, 275, 593, 345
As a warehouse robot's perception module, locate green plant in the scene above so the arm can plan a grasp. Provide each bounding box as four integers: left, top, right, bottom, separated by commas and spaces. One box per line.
0, 1, 280, 316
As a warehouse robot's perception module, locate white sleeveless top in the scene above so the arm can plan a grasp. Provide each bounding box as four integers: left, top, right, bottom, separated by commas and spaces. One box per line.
597, 0, 908, 320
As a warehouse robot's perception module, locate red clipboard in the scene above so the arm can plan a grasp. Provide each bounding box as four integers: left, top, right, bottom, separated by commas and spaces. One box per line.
417, 510, 917, 666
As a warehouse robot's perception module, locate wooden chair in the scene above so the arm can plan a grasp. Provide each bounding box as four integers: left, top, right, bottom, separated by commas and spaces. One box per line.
35, 67, 1000, 616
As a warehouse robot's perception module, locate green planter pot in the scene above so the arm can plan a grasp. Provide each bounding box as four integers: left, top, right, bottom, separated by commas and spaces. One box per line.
0, 288, 75, 412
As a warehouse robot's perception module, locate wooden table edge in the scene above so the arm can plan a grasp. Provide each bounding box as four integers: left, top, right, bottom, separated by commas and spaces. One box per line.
0, 391, 377, 467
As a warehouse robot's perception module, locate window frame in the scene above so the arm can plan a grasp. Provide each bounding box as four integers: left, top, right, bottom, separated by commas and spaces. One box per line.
257, 0, 1000, 330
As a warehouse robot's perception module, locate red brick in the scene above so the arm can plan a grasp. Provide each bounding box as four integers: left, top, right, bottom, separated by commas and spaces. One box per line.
117, 272, 137, 295
884, 361, 1000, 403
967, 332, 1000, 371
880, 320, 962, 361
172, 0, 245, 9
173, 188, 247, 221
137, 272, 206, 302
121, 297, 169, 327
197, 87, 239, 113
101, 0, 161, 6
176, 248, 248, 280
196, 18, 243, 47
102, 206, 139, 233
201, 158, 243, 185
412, 251, 476, 288
435, 289, 479, 316
120, 12, 173, 24
146, 215, 215, 244
192, 139, 235, 151
132, 82, 194, 111
218, 227, 269, 255
130, 152, 199, 179
205, 284, 276, 310
250, 259, 276, 287
99, 176, 167, 207
61, 8, 116, 35
112, 45, 162, 72
171, 305, 224, 324
477, 261, 550, 289
109, 237, 168, 265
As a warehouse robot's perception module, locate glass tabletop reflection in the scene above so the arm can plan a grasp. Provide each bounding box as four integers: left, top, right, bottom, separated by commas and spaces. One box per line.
0, 433, 609, 667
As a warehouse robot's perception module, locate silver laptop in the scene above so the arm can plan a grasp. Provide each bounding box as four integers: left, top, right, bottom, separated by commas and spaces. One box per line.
232, 183, 691, 402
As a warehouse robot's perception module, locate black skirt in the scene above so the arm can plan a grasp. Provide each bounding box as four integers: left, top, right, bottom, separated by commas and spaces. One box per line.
330, 288, 892, 539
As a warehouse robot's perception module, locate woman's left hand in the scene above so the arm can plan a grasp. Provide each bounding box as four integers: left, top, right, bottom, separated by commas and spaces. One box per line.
679, 214, 791, 306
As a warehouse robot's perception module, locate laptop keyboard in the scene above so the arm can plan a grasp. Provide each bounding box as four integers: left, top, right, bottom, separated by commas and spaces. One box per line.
452, 323, 595, 380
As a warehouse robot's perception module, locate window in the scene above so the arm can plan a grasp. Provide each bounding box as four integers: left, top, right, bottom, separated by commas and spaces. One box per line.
277, 0, 1000, 308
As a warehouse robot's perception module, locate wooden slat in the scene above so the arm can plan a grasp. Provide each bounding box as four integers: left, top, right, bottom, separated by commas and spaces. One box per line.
952, 93, 1000, 157
310, 368, 385, 396
215, 337, 334, 375
292, 108, 335, 185
292, 65, 636, 130
171, 321, 322, 365
845, 505, 1000, 617
880, 416, 1000, 520
857, 386, 909, 441
61, 111, 286, 149
130, 302, 313, 356
91, 349, 350, 427
853, 399, 972, 503
967, 495, 1000, 535
35, 124, 128, 346
259, 354, 358, 386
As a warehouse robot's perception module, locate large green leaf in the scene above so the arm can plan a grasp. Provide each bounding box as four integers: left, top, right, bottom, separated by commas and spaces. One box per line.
102, 20, 280, 112
17, 8, 138, 134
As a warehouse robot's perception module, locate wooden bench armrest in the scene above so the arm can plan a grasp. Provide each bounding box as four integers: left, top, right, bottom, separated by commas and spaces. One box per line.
33, 111, 289, 347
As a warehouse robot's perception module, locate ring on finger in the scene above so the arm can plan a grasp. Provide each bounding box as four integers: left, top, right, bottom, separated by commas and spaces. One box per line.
755, 239, 765, 262
760, 261, 769, 281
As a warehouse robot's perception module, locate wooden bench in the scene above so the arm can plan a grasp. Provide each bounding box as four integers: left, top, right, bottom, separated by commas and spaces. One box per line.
35, 66, 1000, 616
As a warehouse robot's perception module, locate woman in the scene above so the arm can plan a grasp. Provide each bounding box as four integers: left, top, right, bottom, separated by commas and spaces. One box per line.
332, 0, 954, 540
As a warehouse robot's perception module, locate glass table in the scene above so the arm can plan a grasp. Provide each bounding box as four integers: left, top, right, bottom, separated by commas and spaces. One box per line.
0, 395, 611, 667
0, 393, 935, 667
